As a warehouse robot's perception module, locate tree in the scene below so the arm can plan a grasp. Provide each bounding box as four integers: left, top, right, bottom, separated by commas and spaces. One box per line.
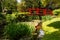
0, 0, 3, 12
42, 0, 60, 10
0, 0, 1, 12
0, 0, 17, 12
19, 0, 42, 12
22, 0, 42, 8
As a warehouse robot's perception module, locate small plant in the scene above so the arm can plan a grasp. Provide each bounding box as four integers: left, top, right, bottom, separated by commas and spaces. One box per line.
5, 14, 17, 22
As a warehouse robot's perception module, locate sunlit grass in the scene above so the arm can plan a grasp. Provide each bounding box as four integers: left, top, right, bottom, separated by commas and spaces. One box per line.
43, 17, 60, 34
42, 17, 60, 40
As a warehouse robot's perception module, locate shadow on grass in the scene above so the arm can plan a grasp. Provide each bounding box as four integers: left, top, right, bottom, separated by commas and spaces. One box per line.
47, 21, 60, 29
43, 30, 60, 40
43, 21, 60, 40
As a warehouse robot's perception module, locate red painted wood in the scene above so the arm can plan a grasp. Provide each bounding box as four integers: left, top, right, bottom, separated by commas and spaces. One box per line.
28, 8, 53, 16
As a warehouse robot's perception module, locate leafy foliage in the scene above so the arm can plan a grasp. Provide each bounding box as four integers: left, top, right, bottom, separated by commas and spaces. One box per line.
0, 0, 17, 12
0, 13, 7, 38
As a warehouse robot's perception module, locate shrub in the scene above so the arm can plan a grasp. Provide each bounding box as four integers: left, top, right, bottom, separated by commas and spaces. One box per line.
4, 22, 34, 40
6, 14, 17, 22
0, 13, 7, 38
42, 15, 53, 21
53, 9, 60, 16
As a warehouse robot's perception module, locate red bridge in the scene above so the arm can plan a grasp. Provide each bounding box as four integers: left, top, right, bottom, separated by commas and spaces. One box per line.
28, 8, 53, 16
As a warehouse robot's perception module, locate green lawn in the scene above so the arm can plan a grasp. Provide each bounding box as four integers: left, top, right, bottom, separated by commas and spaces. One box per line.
42, 17, 60, 40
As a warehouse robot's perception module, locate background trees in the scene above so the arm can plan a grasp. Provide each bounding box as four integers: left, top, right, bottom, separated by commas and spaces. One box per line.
42, 0, 60, 9
0, 0, 17, 12
19, 0, 60, 11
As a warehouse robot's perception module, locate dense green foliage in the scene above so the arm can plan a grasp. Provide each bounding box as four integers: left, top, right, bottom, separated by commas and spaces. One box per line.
0, 0, 17, 12
5, 13, 40, 22
42, 15, 53, 21
0, 13, 7, 38
4, 22, 34, 40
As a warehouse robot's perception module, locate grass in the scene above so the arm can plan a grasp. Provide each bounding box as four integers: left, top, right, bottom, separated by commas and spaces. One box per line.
21, 17, 60, 40
42, 17, 60, 40
20, 17, 60, 40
